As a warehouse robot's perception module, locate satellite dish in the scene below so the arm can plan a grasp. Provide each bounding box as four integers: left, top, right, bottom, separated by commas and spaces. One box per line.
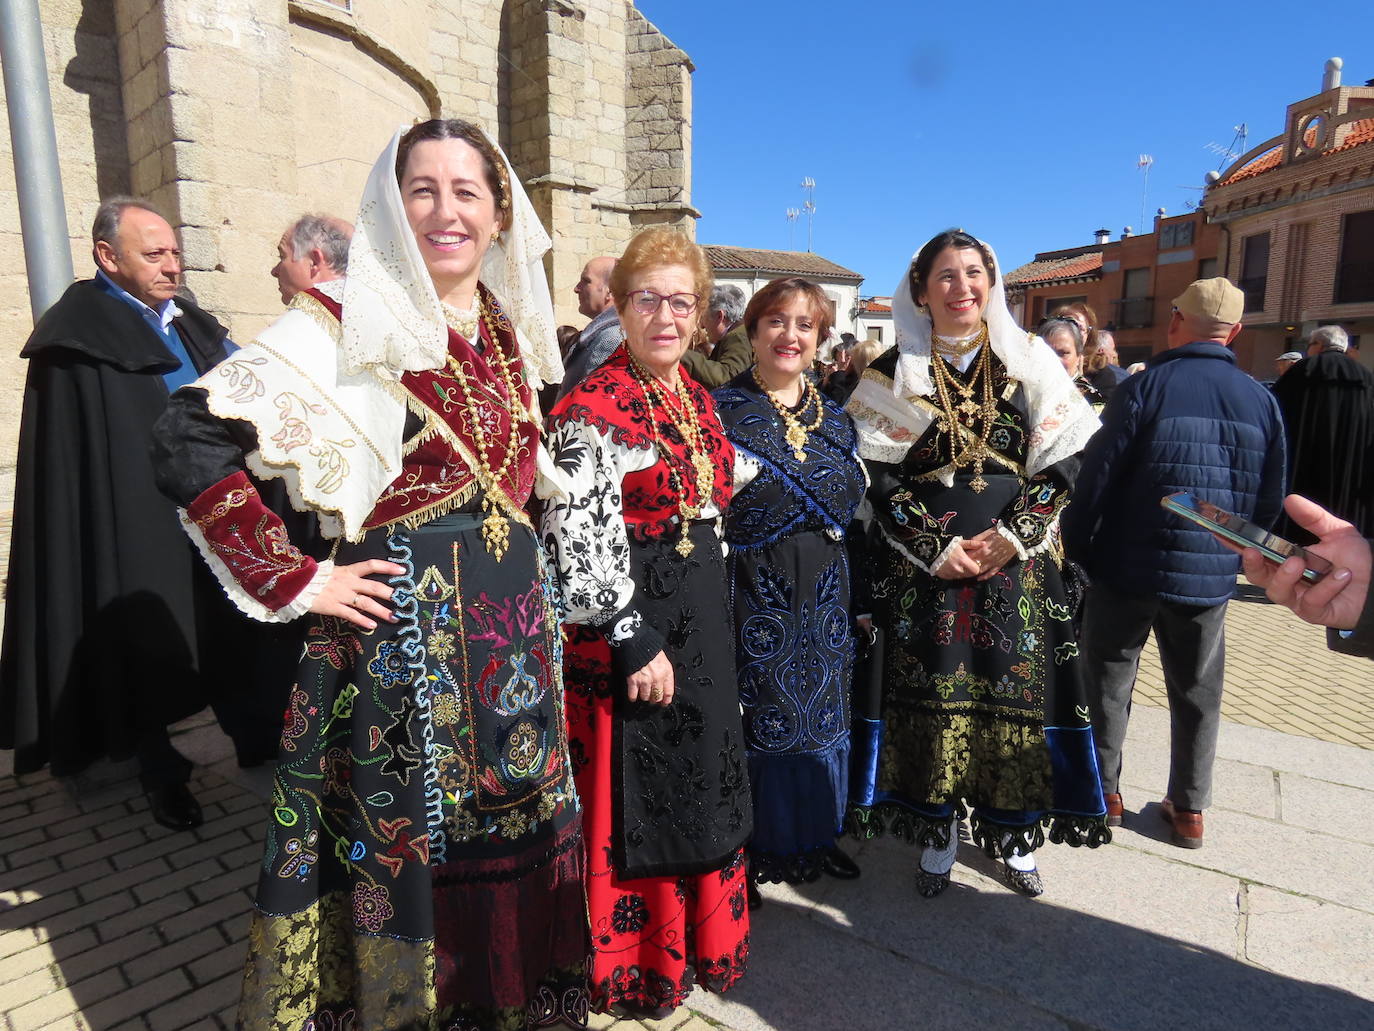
1204, 170, 1221, 185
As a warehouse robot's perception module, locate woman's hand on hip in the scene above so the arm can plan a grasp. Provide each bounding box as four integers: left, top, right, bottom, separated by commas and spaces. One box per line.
310, 559, 406, 630
627, 650, 675, 706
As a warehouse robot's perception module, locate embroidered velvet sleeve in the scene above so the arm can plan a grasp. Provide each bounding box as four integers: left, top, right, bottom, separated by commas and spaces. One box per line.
540, 414, 665, 675
994, 455, 1080, 560
181, 470, 331, 622
864, 458, 962, 574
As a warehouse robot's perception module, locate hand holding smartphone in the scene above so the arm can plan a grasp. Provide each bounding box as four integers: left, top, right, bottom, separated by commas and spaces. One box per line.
1160, 492, 1332, 583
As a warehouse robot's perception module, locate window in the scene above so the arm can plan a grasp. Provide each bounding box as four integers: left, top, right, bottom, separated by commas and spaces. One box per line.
1240, 233, 1269, 312
1198, 257, 1219, 280
869, 326, 883, 344
1158, 222, 1195, 250
1117, 268, 1151, 328
1335, 211, 1374, 304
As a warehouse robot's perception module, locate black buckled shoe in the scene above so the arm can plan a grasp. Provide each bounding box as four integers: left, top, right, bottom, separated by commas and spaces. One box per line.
821, 845, 861, 879
147, 783, 203, 832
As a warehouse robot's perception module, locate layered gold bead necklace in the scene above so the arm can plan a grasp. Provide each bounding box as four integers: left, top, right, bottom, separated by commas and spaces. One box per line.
628, 354, 715, 557
929, 322, 998, 493
440, 295, 524, 559
752, 368, 822, 463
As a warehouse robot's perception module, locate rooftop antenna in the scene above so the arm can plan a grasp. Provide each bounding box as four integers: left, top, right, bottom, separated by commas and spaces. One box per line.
800, 177, 816, 252
1137, 155, 1154, 238
1219, 124, 1247, 172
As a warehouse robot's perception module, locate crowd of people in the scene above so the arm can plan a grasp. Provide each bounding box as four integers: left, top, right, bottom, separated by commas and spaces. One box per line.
3, 115, 1370, 1030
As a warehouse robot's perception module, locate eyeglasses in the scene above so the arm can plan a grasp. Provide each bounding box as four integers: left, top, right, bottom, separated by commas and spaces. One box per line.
628, 290, 699, 317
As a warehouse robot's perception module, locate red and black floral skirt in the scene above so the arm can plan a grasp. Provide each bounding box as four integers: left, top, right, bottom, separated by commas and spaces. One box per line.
563, 527, 751, 1014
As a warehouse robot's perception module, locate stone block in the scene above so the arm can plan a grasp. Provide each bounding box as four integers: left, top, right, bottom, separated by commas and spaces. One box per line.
1278, 770, 1374, 844
1245, 885, 1374, 1004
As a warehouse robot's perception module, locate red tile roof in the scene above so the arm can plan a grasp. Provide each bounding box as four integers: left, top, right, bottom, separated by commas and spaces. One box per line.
703, 245, 863, 282
859, 297, 892, 314
1004, 251, 1103, 287
1220, 118, 1374, 184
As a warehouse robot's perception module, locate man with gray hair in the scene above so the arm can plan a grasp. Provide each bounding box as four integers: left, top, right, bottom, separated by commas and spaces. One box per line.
557, 256, 622, 399
271, 213, 353, 304
1273, 322, 1374, 537
0, 196, 238, 831
681, 282, 751, 388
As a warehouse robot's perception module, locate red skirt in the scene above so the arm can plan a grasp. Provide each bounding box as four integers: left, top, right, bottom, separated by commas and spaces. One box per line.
565, 631, 750, 1013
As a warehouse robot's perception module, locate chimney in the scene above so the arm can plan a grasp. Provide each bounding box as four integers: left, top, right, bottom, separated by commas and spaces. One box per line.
1323, 56, 1343, 92
1121, 226, 1133, 240
1094, 228, 1110, 246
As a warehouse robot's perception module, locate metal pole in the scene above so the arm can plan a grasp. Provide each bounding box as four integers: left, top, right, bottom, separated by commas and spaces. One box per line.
1, 0, 74, 322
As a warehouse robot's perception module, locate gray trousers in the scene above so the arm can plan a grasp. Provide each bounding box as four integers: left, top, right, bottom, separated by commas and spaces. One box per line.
1079, 583, 1228, 811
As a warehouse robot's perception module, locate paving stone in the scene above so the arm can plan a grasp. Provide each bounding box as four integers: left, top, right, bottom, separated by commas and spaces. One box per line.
77, 969, 191, 1031
131, 858, 223, 905
9, 827, 98, 870
153, 887, 253, 946
185, 863, 258, 905
52, 927, 159, 988
0, 929, 98, 985
186, 933, 247, 987
59, 829, 152, 873
95, 892, 189, 946
146, 972, 241, 1031
8, 964, 126, 1031
1245, 885, 1374, 1002
1278, 771, 1374, 845
76, 855, 173, 905
0, 857, 62, 898
0, 888, 84, 934
121, 926, 225, 985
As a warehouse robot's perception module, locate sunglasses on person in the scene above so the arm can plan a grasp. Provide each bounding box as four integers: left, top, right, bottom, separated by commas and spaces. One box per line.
628, 290, 699, 317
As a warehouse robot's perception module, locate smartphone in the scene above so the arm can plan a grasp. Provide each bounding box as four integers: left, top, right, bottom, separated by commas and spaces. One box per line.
1160, 492, 1332, 584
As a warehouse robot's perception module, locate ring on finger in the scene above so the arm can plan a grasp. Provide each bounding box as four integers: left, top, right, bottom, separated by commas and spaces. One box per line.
353, 593, 362, 607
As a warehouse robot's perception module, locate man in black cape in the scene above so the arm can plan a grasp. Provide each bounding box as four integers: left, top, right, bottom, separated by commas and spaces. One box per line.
0, 197, 291, 829
1272, 324, 1374, 539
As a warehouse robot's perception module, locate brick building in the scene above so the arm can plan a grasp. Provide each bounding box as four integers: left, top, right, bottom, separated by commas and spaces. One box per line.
1005, 211, 1222, 370
0, 0, 696, 522
703, 245, 864, 338
1204, 58, 1374, 370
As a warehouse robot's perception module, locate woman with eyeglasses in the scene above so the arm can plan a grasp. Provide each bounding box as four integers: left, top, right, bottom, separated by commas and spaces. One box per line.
845, 229, 1111, 900
542, 228, 751, 1018
1040, 316, 1106, 409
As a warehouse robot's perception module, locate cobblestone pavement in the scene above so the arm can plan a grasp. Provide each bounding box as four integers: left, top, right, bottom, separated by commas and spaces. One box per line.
2, 589, 1371, 1030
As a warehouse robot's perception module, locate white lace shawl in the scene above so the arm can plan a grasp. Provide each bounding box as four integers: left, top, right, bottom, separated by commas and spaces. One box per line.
340, 125, 562, 388
847, 240, 1099, 483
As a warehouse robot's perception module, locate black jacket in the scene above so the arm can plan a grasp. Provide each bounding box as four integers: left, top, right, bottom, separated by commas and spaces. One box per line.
0, 280, 231, 774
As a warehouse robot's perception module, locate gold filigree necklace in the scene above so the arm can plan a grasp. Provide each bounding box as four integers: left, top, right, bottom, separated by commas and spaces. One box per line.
929, 325, 998, 493
931, 322, 990, 359
752, 368, 822, 462
440, 293, 524, 559
628, 355, 715, 556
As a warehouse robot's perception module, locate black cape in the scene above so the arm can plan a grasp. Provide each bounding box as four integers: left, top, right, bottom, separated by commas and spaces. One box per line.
0, 280, 280, 775
1272, 349, 1374, 539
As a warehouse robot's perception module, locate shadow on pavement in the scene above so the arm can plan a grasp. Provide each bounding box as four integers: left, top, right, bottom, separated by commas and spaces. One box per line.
695, 836, 1374, 1031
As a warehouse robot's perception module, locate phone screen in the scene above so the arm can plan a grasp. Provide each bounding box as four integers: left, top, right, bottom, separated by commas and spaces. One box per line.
1160, 493, 1332, 583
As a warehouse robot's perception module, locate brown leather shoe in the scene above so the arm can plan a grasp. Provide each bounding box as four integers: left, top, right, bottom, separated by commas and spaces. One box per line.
1160, 797, 1204, 849
1104, 792, 1124, 827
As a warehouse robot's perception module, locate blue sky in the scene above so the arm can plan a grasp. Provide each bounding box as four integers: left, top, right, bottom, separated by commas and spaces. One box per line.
636, 0, 1373, 296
